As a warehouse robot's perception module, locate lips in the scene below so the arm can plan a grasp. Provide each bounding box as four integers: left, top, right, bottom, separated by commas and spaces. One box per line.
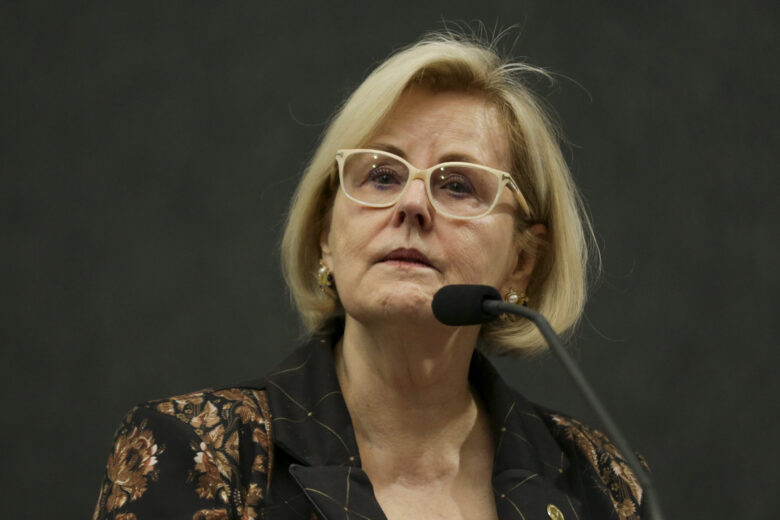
380, 248, 435, 269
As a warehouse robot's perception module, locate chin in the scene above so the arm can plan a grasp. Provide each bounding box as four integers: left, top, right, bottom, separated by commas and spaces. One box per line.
345, 281, 436, 325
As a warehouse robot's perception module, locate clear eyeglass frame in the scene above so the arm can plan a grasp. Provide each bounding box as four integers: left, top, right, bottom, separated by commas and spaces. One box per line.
334, 148, 531, 220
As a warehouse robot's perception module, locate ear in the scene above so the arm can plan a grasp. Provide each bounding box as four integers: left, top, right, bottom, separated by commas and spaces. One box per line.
504, 223, 547, 294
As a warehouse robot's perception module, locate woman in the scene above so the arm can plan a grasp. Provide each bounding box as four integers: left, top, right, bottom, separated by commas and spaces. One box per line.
94, 34, 645, 520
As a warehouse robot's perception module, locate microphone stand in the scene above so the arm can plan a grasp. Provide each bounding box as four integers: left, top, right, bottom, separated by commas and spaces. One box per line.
483, 300, 666, 520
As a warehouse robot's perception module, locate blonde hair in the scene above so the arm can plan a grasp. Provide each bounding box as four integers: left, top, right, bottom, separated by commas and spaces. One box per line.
281, 32, 596, 356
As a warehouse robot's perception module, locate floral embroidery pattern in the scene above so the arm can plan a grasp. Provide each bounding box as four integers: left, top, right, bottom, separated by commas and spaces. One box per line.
550, 413, 645, 520
93, 388, 272, 520
97, 418, 162, 514
192, 510, 230, 520
153, 388, 271, 520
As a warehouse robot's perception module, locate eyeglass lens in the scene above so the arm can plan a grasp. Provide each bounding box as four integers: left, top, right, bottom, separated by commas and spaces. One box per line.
341, 151, 501, 217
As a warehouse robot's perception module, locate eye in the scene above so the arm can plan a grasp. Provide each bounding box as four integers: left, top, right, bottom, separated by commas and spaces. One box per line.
436, 172, 476, 196
367, 166, 404, 188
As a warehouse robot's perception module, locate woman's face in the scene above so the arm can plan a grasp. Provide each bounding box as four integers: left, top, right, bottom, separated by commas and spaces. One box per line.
321, 88, 534, 326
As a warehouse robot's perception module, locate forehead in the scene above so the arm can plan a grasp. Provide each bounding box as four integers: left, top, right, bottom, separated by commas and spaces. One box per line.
367, 87, 510, 169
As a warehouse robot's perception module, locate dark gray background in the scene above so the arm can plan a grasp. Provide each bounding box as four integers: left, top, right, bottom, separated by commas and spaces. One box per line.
2, 1, 777, 518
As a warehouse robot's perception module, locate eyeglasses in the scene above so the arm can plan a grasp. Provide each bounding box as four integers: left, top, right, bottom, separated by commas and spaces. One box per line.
334, 149, 531, 220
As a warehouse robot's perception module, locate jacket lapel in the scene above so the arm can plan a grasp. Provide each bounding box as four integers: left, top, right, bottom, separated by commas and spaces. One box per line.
262, 336, 384, 519
289, 464, 387, 520
264, 336, 362, 468
470, 352, 585, 519
469, 351, 572, 478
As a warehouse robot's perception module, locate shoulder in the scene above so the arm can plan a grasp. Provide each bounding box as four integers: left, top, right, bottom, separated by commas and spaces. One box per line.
144, 386, 271, 431
123, 385, 273, 470
94, 386, 272, 520
537, 408, 648, 520
139, 385, 274, 487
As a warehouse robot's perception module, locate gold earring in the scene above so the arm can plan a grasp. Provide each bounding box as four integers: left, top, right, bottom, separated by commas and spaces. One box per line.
317, 260, 334, 290
504, 288, 528, 306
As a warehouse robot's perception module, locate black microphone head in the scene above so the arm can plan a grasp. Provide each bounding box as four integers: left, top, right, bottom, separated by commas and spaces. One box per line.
432, 284, 502, 326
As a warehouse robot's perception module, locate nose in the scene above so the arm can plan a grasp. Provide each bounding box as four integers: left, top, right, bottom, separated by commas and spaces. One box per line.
393, 178, 433, 230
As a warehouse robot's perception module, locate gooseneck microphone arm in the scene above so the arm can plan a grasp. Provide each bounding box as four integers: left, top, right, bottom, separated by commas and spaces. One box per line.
432, 285, 665, 520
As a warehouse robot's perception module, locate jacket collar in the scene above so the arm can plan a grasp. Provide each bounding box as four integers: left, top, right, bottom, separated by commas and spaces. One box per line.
262, 334, 582, 519
264, 335, 361, 468
467, 347, 573, 479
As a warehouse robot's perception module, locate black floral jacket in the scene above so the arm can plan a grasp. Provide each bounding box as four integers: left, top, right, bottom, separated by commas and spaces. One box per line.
93, 335, 646, 520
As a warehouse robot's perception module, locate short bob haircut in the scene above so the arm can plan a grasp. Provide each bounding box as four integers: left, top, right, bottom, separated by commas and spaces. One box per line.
281, 32, 595, 356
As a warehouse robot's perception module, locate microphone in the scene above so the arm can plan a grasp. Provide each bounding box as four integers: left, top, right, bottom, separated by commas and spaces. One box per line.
431, 284, 501, 325
431, 284, 665, 520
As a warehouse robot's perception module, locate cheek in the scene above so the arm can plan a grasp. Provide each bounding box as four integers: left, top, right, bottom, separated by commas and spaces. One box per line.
326, 199, 377, 272
326, 197, 355, 256
450, 223, 516, 285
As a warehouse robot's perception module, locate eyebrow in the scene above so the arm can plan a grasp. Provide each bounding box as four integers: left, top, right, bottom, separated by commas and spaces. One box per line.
438, 152, 481, 164
367, 142, 483, 165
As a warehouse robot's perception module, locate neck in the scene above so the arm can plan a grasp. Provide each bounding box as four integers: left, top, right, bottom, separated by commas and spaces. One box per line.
337, 314, 480, 407
335, 316, 491, 483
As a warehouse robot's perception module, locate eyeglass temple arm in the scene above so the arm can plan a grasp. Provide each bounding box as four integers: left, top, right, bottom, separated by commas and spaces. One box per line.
504, 175, 532, 218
